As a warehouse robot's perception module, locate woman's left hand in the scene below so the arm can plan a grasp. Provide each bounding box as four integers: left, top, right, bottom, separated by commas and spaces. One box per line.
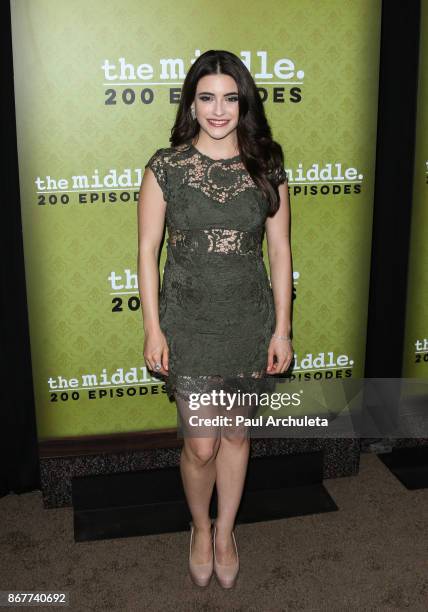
266, 336, 294, 374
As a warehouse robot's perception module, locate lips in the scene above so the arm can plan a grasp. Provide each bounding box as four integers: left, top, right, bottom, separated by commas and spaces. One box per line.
207, 119, 230, 127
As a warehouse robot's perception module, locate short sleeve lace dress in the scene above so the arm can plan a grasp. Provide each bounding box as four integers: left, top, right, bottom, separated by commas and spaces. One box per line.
144, 142, 287, 435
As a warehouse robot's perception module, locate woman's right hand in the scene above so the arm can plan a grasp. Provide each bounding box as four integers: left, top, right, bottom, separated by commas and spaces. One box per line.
143, 328, 169, 376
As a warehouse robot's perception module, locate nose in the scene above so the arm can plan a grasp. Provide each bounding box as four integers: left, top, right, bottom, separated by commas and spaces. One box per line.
213, 97, 226, 116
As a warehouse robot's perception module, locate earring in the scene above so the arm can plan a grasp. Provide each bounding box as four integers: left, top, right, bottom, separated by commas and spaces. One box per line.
190, 106, 196, 120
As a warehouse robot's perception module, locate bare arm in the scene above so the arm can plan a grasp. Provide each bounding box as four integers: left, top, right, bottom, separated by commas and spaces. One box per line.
137, 166, 169, 374
265, 180, 293, 373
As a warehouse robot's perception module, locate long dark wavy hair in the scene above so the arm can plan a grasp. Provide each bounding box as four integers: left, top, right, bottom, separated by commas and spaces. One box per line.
170, 50, 286, 216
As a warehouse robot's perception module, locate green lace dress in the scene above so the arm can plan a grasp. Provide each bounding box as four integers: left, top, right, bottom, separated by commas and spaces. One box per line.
144, 142, 287, 403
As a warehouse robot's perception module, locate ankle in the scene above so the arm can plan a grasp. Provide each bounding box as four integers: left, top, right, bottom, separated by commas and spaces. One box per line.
193, 521, 213, 534
214, 522, 234, 536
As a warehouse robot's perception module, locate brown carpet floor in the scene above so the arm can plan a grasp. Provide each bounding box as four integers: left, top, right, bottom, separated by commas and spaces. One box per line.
0, 453, 427, 611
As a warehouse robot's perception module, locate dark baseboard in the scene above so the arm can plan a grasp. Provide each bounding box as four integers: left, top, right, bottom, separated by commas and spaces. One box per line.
377, 445, 428, 490
72, 450, 338, 542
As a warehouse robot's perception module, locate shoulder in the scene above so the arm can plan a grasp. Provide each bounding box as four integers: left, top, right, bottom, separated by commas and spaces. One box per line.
264, 141, 288, 187
145, 143, 192, 168
144, 144, 192, 199
267, 164, 288, 186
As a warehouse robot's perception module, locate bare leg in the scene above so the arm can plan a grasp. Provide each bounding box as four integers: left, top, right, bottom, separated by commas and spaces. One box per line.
176, 388, 221, 564
214, 427, 250, 563
180, 438, 220, 563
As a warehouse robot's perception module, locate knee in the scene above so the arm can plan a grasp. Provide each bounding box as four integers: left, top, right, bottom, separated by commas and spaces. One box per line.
185, 440, 219, 465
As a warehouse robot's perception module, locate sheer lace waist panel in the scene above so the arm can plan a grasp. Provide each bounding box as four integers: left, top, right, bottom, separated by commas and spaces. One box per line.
168, 227, 263, 255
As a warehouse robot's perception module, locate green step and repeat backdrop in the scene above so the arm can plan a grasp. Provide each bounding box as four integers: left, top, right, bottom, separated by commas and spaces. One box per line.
402, 0, 428, 378
10, 0, 382, 439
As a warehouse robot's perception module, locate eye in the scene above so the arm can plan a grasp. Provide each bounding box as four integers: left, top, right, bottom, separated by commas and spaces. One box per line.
227, 96, 239, 102
198, 95, 212, 102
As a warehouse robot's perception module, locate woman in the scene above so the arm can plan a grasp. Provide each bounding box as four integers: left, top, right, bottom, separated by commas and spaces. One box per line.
137, 49, 293, 589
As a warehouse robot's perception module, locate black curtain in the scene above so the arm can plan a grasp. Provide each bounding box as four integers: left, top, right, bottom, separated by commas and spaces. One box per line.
1, 1, 41, 497
364, 0, 421, 378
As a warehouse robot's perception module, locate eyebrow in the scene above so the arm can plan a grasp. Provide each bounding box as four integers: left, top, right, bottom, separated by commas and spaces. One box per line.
197, 91, 238, 96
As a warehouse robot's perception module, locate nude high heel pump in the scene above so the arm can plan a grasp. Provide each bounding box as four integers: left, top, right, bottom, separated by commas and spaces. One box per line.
213, 522, 240, 589
188, 521, 214, 587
